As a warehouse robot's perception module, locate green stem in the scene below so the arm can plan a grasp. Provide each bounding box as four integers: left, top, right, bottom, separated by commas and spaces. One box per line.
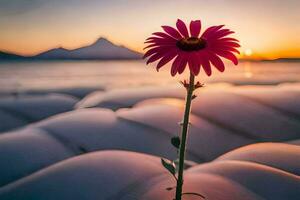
175, 72, 195, 200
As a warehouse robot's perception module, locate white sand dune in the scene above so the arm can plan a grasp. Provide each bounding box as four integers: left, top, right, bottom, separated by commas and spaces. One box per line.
75, 86, 186, 110
189, 91, 300, 140
0, 94, 78, 132
25, 86, 104, 99
233, 86, 300, 119
0, 128, 74, 186
0, 85, 299, 199
187, 160, 300, 200
78, 86, 300, 140
0, 146, 299, 200
117, 103, 252, 160
0, 151, 165, 200
217, 143, 300, 175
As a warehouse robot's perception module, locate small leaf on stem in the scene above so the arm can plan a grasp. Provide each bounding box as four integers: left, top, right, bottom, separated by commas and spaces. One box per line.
192, 95, 197, 100
180, 80, 189, 89
161, 158, 176, 176
166, 186, 175, 191
194, 81, 204, 89
171, 137, 180, 149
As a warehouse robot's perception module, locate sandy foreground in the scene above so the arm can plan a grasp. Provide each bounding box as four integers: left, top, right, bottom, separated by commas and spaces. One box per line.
0, 84, 299, 200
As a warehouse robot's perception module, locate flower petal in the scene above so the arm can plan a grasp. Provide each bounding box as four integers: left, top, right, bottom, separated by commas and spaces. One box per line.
201, 25, 224, 39
152, 32, 177, 40
208, 52, 225, 72
210, 29, 235, 39
171, 55, 182, 76
176, 19, 189, 38
146, 36, 163, 41
143, 46, 173, 59
215, 50, 239, 65
162, 26, 182, 39
190, 20, 201, 37
146, 52, 165, 64
145, 38, 176, 44
188, 53, 200, 75
143, 47, 160, 59
209, 45, 240, 54
218, 46, 240, 54
214, 41, 241, 48
143, 43, 174, 50
217, 37, 239, 42
177, 55, 188, 74
199, 52, 212, 76
156, 49, 178, 71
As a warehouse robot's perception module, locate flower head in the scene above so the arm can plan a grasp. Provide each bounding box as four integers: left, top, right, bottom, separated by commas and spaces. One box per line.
144, 19, 240, 76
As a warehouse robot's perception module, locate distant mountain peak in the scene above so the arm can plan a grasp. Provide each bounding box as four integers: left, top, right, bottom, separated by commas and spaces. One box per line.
57, 47, 68, 50
93, 37, 113, 46
33, 37, 141, 60
0, 37, 142, 60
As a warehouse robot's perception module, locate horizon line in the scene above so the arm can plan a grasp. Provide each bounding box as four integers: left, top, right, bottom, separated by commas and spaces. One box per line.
0, 36, 299, 61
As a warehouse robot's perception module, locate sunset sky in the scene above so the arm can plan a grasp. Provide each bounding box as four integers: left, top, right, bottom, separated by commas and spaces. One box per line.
0, 0, 299, 60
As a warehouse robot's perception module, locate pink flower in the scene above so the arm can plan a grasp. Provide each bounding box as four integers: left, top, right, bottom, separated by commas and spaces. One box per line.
144, 19, 240, 76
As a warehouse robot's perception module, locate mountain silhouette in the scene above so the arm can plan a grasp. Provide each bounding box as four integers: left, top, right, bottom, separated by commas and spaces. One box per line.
0, 51, 24, 60
0, 37, 142, 60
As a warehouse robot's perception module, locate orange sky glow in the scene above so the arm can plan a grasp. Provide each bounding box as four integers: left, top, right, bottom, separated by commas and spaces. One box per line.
0, 0, 299, 60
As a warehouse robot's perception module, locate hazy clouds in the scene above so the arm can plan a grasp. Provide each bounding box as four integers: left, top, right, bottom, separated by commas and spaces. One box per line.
0, 0, 299, 58
0, 0, 47, 16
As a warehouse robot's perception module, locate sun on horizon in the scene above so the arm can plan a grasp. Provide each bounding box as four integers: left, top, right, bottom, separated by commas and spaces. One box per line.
0, 1, 299, 61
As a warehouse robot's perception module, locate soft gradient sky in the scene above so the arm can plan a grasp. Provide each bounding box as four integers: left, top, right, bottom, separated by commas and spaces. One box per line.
0, 0, 299, 59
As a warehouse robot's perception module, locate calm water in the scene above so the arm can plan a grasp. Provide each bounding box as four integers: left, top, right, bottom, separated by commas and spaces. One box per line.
0, 60, 299, 92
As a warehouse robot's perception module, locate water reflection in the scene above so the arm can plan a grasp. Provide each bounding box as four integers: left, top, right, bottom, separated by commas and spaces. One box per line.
0, 60, 299, 92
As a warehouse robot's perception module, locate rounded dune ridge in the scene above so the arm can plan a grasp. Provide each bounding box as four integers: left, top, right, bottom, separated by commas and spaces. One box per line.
187, 160, 300, 200
0, 94, 78, 133
0, 109, 27, 133
189, 91, 300, 140
75, 86, 186, 110
0, 151, 165, 200
217, 142, 300, 175
117, 101, 251, 161
232, 86, 300, 117
0, 85, 299, 199
33, 108, 182, 160
0, 148, 299, 200
0, 128, 74, 187
78, 86, 300, 139
141, 173, 264, 200
24, 87, 104, 99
